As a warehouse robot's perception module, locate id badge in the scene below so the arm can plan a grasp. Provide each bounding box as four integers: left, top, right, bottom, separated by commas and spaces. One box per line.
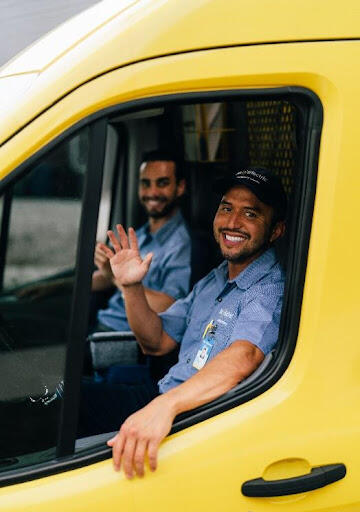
192, 320, 217, 370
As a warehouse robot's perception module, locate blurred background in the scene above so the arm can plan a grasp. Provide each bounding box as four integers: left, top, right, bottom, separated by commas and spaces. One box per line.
0, 1, 100, 286
0, 0, 99, 67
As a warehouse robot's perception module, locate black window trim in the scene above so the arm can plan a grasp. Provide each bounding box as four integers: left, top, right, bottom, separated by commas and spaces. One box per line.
0, 188, 13, 289
0, 86, 322, 487
56, 118, 107, 457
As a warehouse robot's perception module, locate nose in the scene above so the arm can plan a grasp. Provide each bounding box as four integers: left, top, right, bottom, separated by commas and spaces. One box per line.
225, 211, 243, 230
147, 181, 160, 196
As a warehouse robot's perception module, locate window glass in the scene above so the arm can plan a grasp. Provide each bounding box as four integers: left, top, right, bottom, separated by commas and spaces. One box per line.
79, 95, 305, 442
0, 127, 89, 471
4, 129, 88, 289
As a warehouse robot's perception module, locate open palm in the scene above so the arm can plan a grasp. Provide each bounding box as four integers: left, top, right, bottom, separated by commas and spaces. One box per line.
100, 225, 152, 286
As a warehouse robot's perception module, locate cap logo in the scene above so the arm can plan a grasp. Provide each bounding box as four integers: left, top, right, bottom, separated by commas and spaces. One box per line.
235, 169, 268, 184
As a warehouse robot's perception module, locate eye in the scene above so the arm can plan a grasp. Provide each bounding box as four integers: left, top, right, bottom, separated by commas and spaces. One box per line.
140, 180, 150, 188
220, 205, 232, 212
245, 210, 257, 218
157, 179, 170, 188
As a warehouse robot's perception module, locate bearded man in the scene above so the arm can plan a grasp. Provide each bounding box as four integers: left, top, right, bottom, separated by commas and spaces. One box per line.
92, 150, 191, 332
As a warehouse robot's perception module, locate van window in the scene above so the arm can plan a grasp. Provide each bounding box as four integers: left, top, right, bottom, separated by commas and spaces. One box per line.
80, 91, 318, 436
0, 126, 90, 470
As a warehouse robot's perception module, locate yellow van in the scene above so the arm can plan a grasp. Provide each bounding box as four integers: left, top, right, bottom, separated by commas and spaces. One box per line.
0, 0, 359, 510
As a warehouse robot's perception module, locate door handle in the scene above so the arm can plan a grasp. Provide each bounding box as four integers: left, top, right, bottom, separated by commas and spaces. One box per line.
242, 463, 346, 497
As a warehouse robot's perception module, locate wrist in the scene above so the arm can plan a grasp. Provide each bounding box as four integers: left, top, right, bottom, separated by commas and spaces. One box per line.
116, 281, 143, 294
156, 390, 181, 417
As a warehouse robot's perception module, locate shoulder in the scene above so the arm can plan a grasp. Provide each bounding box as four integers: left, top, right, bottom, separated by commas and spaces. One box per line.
162, 218, 191, 256
254, 249, 285, 285
168, 214, 191, 245
192, 260, 226, 294
246, 263, 285, 305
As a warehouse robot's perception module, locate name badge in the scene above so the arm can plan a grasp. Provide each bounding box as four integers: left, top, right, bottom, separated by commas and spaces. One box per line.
192, 320, 217, 370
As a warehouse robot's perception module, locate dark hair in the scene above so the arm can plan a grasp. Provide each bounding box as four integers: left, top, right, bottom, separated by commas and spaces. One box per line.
141, 150, 185, 182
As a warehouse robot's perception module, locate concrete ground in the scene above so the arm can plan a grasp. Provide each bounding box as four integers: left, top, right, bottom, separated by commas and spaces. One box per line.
4, 198, 81, 288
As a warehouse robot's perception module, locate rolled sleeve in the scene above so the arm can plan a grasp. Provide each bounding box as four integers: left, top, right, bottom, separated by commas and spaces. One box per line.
229, 284, 284, 355
159, 288, 195, 344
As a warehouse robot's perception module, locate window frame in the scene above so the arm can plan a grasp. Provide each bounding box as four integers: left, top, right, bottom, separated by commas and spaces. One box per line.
0, 86, 322, 487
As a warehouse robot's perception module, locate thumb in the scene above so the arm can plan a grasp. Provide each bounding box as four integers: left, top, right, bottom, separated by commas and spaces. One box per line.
142, 252, 153, 271
107, 436, 116, 447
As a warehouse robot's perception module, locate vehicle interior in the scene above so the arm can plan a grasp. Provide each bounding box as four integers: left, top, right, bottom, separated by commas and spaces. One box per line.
87, 99, 297, 387
0, 90, 321, 478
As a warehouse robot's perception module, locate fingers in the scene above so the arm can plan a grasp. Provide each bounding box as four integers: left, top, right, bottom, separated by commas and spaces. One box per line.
133, 439, 148, 478
97, 242, 114, 260
107, 428, 158, 478
147, 439, 159, 472
128, 227, 139, 252
107, 225, 135, 254
106, 435, 116, 446
116, 224, 130, 250
107, 432, 125, 472
107, 230, 121, 253
122, 435, 137, 479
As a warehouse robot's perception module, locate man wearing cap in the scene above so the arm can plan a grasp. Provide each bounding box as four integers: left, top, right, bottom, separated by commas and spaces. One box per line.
78, 167, 287, 479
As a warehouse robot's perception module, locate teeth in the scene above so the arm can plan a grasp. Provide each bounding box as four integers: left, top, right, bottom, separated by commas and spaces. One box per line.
224, 234, 245, 242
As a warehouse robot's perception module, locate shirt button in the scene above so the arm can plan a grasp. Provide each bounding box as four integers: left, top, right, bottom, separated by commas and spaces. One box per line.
187, 358, 191, 364
217, 297, 222, 302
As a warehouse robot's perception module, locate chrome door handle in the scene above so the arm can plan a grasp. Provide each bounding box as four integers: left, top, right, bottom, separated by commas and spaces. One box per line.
242, 463, 346, 497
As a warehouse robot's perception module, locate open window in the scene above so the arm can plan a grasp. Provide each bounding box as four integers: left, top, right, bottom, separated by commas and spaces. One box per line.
0, 88, 321, 485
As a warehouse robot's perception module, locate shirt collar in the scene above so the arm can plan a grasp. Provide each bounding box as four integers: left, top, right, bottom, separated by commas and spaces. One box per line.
138, 209, 184, 246
232, 248, 278, 290
214, 248, 278, 291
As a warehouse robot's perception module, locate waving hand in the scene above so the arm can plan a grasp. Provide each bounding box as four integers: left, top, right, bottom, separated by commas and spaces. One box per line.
99, 225, 152, 286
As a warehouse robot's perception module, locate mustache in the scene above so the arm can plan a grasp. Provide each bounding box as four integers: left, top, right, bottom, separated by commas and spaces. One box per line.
141, 196, 167, 203
219, 228, 250, 239
219, 228, 251, 240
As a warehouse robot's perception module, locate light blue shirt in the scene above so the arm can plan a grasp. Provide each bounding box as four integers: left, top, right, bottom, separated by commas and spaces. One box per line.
98, 210, 191, 331
158, 248, 285, 393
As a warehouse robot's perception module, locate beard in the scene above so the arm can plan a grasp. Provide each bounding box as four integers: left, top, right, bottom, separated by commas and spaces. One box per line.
215, 227, 272, 264
141, 195, 179, 219
221, 238, 270, 263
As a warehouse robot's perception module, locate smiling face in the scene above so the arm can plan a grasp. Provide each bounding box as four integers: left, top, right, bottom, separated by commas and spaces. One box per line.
138, 160, 185, 220
213, 185, 285, 275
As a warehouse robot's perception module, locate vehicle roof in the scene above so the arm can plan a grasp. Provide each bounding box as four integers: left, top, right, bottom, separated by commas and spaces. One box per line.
0, 0, 359, 144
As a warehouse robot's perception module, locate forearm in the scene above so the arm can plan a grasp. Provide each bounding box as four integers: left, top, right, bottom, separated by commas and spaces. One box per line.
107, 342, 262, 478
143, 287, 175, 312
91, 270, 113, 291
122, 283, 164, 353
160, 341, 264, 417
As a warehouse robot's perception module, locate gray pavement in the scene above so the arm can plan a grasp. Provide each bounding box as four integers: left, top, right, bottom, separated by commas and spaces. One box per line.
4, 198, 81, 288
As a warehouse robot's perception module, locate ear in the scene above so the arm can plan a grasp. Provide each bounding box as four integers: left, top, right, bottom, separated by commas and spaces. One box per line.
176, 179, 186, 198
270, 220, 285, 244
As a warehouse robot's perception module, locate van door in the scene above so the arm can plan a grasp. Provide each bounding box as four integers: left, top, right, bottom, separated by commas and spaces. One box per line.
0, 41, 359, 512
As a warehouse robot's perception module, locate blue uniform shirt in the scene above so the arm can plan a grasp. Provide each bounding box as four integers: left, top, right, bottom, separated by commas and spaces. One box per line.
158, 248, 285, 393
98, 210, 191, 331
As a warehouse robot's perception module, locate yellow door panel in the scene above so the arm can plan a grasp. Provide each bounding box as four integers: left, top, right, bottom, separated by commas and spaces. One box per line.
0, 41, 359, 510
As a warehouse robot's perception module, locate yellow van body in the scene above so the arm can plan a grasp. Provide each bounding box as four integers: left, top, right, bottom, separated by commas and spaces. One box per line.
0, 0, 359, 510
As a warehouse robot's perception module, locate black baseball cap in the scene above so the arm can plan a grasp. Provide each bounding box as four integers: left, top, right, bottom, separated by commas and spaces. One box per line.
215, 167, 287, 221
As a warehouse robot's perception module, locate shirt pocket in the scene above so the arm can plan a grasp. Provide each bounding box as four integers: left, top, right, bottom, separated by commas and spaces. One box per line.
212, 305, 240, 354
185, 303, 212, 341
